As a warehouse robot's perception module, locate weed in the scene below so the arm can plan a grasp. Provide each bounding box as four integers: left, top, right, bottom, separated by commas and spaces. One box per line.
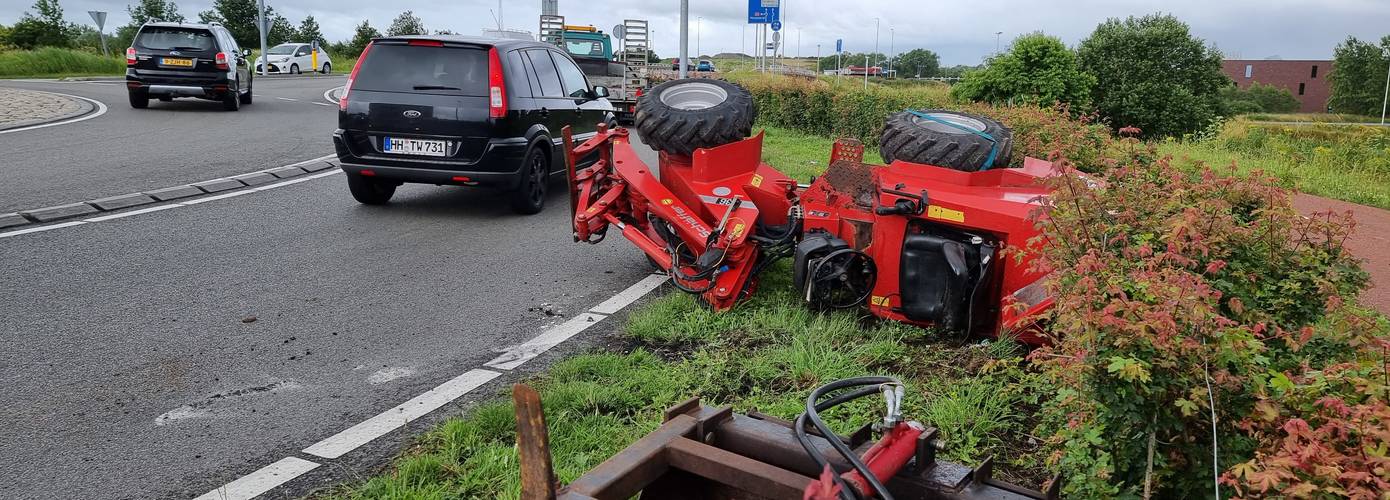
0, 48, 124, 78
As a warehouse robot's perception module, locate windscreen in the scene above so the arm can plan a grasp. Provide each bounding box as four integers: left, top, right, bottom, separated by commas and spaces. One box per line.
352, 44, 488, 96
564, 40, 604, 58
267, 44, 297, 55
135, 27, 216, 52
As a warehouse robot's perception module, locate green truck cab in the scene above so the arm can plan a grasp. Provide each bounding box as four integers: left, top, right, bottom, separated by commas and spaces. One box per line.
561, 30, 613, 61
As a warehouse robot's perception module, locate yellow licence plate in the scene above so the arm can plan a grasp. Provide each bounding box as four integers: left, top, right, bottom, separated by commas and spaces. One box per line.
161, 57, 193, 67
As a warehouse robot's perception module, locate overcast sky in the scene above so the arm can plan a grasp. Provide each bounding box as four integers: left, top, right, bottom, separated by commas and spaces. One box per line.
3, 0, 1386, 65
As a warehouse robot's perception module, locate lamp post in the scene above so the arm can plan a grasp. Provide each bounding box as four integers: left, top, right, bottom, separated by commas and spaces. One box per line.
888, 27, 894, 77
696, 16, 702, 59
994, 31, 1002, 55
679, 0, 688, 79
873, 17, 880, 68
1382, 48, 1389, 125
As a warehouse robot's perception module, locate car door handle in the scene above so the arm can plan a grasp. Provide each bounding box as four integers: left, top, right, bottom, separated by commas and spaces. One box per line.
539, 108, 549, 117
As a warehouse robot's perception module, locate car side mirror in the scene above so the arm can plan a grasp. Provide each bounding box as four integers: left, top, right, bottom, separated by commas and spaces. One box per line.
590, 86, 610, 99
242, 49, 251, 57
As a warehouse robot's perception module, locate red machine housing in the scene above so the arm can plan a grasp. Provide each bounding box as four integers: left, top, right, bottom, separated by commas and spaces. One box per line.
565, 126, 1054, 342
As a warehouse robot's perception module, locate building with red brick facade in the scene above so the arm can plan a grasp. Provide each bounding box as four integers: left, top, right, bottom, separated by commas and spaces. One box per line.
1221, 60, 1332, 113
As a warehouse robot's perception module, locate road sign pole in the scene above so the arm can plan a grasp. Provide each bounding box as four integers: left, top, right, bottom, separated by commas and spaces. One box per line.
1382, 50, 1389, 125
88, 11, 108, 56
257, 0, 268, 76
679, 0, 688, 79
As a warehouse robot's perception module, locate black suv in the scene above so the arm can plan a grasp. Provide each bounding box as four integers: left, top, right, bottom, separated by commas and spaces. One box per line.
333, 36, 615, 214
126, 22, 253, 111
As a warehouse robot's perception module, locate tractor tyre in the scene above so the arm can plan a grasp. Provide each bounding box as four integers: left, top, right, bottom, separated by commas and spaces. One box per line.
879, 110, 1014, 171
634, 78, 755, 157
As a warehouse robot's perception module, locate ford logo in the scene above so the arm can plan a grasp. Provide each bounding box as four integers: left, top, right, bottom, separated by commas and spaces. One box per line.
169, 50, 180, 56
402, 110, 422, 119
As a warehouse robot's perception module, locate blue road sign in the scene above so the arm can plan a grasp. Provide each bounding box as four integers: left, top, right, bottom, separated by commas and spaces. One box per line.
771, 20, 782, 31
836, 38, 843, 53
747, 0, 780, 24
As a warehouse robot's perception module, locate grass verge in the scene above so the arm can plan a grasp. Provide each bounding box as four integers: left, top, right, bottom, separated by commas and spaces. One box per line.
324, 126, 1042, 499
0, 48, 125, 78
1245, 112, 1382, 124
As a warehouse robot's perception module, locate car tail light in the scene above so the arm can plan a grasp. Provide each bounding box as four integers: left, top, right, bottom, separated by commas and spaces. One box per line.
126, 47, 136, 66
214, 52, 229, 70
340, 42, 373, 111
487, 46, 507, 119
408, 39, 444, 47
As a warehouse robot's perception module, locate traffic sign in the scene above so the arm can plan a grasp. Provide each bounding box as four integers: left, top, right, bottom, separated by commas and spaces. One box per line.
772, 31, 781, 42
87, 10, 106, 29
771, 20, 782, 31
836, 38, 843, 53
613, 24, 626, 39
747, 0, 780, 24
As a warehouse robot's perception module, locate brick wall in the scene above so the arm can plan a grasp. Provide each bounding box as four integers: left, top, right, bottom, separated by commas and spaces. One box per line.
1222, 60, 1333, 113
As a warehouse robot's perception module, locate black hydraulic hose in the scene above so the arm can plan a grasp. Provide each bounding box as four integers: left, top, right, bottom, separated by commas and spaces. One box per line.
795, 376, 904, 500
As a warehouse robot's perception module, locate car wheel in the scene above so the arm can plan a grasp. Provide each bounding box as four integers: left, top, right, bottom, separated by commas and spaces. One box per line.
346, 172, 396, 205
510, 146, 548, 215
239, 79, 253, 104
128, 89, 149, 109
222, 80, 241, 111
290, 63, 300, 75
321, 62, 331, 74
878, 110, 1014, 171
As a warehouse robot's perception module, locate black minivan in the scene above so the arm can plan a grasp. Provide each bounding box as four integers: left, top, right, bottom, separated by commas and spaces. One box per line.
333, 35, 615, 214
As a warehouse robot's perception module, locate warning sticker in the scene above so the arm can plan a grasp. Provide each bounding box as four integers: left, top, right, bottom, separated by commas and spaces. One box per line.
927, 205, 965, 223
660, 198, 674, 205
870, 295, 890, 307
750, 174, 764, 188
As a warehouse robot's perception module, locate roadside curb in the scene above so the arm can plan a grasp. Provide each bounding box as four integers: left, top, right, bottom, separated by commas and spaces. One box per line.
2, 156, 339, 231
58, 76, 124, 82
0, 89, 96, 132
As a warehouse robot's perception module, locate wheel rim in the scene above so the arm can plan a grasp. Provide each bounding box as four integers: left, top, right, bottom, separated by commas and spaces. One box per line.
527, 154, 546, 204
659, 81, 728, 110
909, 113, 987, 134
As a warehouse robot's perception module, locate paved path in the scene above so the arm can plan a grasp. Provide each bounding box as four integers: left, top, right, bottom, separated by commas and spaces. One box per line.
1294, 194, 1390, 315
0, 87, 93, 130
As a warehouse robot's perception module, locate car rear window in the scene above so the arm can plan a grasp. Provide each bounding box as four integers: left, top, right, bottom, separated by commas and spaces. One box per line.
353, 44, 488, 96
135, 27, 217, 52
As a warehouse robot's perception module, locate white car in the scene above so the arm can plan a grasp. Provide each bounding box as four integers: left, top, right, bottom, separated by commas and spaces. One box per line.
255, 43, 332, 74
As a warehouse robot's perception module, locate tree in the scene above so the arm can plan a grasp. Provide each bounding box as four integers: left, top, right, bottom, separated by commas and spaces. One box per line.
386, 11, 426, 36
267, 12, 294, 45
295, 15, 324, 45
199, 0, 258, 47
952, 33, 1093, 107
344, 20, 381, 59
1219, 82, 1300, 115
1077, 13, 1229, 138
817, 52, 885, 72
432, 29, 457, 35
9, 0, 74, 49
1328, 35, 1390, 116
116, 0, 185, 50
894, 48, 939, 78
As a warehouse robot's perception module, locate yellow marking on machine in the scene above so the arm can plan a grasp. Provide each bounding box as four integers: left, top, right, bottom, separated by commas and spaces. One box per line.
870, 295, 890, 307
750, 174, 763, 188
927, 205, 965, 223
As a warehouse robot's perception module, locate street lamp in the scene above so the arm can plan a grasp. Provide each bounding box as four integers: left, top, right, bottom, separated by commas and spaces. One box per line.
994, 31, 1002, 55
697, 16, 702, 59
889, 27, 894, 77
873, 17, 880, 68
1382, 48, 1389, 125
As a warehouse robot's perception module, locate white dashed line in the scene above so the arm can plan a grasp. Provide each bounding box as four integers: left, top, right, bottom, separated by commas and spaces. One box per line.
0, 91, 109, 135
276, 97, 297, 101
302, 369, 502, 459
0, 220, 86, 239
485, 312, 609, 370
590, 274, 669, 314
191, 457, 321, 500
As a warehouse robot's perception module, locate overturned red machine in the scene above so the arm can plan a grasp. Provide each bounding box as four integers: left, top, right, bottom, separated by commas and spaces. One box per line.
564, 124, 1056, 341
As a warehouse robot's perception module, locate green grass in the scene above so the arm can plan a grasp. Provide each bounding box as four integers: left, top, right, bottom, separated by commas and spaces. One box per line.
756, 124, 881, 182
0, 48, 125, 78
1159, 119, 1390, 209
1245, 112, 1382, 124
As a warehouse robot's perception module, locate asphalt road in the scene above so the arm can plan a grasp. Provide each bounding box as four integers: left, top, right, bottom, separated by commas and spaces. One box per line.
0, 75, 345, 213
0, 76, 660, 499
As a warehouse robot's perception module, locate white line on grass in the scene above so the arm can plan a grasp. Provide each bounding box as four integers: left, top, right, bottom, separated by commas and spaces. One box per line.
191, 457, 321, 500
0, 91, 108, 135
590, 274, 668, 314
302, 369, 501, 459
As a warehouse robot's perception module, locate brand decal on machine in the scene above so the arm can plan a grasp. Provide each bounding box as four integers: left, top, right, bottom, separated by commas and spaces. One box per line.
698, 195, 757, 209
670, 205, 710, 238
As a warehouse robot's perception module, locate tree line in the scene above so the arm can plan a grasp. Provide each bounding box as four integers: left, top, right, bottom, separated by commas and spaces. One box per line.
0, 0, 441, 59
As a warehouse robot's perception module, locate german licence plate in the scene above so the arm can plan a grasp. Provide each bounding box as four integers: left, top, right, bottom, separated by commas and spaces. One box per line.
161, 57, 193, 67
383, 137, 448, 157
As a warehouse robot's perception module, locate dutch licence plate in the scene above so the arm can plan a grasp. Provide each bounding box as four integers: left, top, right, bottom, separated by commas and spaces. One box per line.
382, 137, 447, 157
161, 57, 193, 67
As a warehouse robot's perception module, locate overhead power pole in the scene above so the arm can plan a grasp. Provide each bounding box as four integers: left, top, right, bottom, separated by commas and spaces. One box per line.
679, 0, 689, 79
256, 0, 268, 75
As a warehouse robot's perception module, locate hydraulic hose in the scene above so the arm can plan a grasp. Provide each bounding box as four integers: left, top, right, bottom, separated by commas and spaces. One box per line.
794, 376, 904, 500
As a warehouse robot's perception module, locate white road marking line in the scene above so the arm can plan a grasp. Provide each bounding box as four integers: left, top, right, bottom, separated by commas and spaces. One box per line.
485, 313, 609, 370
276, 97, 297, 101
302, 369, 501, 459
250, 169, 340, 191
0, 220, 85, 239
323, 85, 344, 104
180, 189, 257, 205
312, 102, 332, 106
589, 274, 668, 314
0, 91, 108, 135
82, 203, 184, 222
191, 457, 320, 500
285, 154, 337, 169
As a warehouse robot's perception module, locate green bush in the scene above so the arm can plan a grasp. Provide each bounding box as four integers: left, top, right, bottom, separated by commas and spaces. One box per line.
952, 32, 1094, 108
1220, 82, 1301, 115
1329, 35, 1390, 116
0, 47, 125, 77
1078, 14, 1230, 138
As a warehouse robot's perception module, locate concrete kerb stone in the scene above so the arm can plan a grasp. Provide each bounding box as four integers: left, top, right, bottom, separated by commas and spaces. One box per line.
302, 160, 337, 173
231, 172, 277, 186
0, 212, 30, 229
87, 193, 156, 211
145, 185, 204, 201
265, 166, 307, 179
21, 202, 99, 222
193, 178, 246, 193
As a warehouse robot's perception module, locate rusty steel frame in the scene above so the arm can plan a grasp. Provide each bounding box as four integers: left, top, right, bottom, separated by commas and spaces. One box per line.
515, 384, 1058, 500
